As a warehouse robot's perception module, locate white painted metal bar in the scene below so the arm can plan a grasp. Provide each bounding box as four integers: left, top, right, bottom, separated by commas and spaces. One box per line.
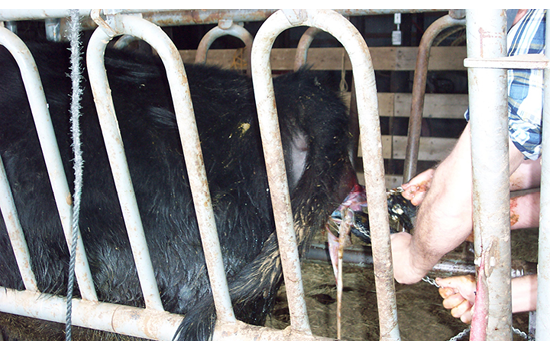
537, 9, 550, 340
466, 9, 512, 340
86, 12, 236, 321
0, 25, 97, 302
195, 19, 253, 74
0, 287, 183, 341
0, 157, 38, 291
251, 9, 398, 340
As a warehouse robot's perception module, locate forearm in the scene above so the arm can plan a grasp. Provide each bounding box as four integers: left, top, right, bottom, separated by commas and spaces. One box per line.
510, 191, 540, 229
512, 275, 537, 313
510, 158, 541, 191
409, 125, 475, 272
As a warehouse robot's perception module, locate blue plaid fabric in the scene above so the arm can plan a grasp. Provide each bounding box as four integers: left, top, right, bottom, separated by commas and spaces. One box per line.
507, 9, 546, 160
465, 9, 546, 160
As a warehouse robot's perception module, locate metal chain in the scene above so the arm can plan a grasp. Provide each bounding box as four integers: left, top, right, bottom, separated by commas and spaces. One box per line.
448, 326, 470, 341
422, 276, 534, 341
422, 275, 440, 287
512, 326, 535, 341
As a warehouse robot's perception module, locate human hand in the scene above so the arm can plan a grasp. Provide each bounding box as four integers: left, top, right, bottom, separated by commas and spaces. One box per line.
390, 232, 428, 284
401, 168, 435, 206
436, 275, 476, 323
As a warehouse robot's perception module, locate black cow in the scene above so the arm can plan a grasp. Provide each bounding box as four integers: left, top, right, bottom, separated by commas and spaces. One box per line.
0, 42, 356, 341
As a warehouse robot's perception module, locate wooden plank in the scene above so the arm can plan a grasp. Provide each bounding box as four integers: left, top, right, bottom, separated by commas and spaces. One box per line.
342, 92, 394, 117
393, 93, 468, 119
343, 92, 468, 119
179, 46, 467, 71
359, 135, 456, 161
391, 136, 456, 160
356, 172, 405, 189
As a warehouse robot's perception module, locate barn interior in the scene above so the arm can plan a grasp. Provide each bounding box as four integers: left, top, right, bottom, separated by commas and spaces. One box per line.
0, 9, 542, 341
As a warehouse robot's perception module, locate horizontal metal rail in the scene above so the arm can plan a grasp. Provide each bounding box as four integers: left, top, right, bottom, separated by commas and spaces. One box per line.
0, 9, 445, 23
0, 287, 182, 340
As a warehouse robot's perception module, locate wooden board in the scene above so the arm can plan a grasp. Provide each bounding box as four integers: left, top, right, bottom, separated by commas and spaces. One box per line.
180, 46, 467, 71
342, 92, 468, 119
360, 135, 456, 161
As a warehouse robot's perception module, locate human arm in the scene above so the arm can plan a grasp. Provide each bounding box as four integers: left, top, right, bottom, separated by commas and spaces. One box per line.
392, 124, 476, 284
391, 123, 527, 284
436, 274, 537, 323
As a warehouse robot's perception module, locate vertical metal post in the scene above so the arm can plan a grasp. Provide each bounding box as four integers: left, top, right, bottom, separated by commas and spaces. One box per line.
466, 9, 512, 340
537, 9, 550, 339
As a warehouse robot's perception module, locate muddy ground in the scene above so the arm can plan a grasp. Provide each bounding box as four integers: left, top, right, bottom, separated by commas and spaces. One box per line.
265, 227, 539, 341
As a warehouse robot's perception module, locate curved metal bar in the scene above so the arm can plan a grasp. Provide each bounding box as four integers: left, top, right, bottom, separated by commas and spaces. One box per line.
0, 26, 97, 301
87, 14, 235, 321
0, 154, 38, 291
195, 20, 253, 74
251, 9, 398, 340
293, 27, 322, 71
402, 13, 466, 182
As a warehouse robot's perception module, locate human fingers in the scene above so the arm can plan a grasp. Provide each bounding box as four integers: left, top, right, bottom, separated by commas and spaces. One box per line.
459, 304, 473, 324
442, 292, 467, 310
438, 286, 457, 299
436, 276, 476, 303
450, 299, 473, 320
401, 169, 434, 205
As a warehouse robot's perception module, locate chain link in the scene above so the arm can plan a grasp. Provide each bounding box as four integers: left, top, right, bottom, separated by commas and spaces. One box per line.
513, 326, 535, 341
448, 326, 470, 341
422, 275, 440, 287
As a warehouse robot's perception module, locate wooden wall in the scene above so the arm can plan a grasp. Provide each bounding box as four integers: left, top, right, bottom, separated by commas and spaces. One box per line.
180, 46, 468, 188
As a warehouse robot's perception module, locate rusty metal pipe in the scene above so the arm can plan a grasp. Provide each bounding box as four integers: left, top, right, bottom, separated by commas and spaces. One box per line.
293, 27, 322, 71
403, 12, 465, 183
0, 9, 445, 23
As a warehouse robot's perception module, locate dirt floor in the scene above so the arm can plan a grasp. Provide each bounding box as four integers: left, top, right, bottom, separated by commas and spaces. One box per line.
265, 227, 539, 341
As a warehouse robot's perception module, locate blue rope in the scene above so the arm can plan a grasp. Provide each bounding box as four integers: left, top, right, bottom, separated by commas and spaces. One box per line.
66, 9, 84, 341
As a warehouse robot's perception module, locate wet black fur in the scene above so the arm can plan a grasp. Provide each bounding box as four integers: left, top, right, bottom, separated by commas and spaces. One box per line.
0, 42, 354, 341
